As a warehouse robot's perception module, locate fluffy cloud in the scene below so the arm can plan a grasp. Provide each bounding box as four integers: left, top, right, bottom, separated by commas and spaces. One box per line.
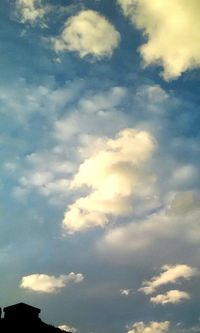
15, 0, 48, 25
62, 128, 156, 233
117, 0, 200, 80
139, 264, 197, 295
127, 321, 170, 333
58, 325, 77, 333
20, 272, 84, 293
150, 290, 190, 305
53, 10, 120, 58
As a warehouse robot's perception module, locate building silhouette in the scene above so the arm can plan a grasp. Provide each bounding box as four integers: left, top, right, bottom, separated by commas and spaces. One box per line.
0, 302, 71, 333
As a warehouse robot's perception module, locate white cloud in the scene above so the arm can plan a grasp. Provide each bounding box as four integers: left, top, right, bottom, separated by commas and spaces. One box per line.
117, 0, 200, 80
15, 0, 48, 25
98, 191, 200, 261
62, 128, 156, 233
53, 10, 120, 58
120, 289, 131, 296
139, 264, 197, 295
20, 272, 84, 293
58, 324, 77, 333
127, 321, 170, 333
150, 290, 190, 305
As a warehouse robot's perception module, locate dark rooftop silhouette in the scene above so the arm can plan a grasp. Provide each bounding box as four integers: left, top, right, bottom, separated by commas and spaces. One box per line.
0, 302, 71, 333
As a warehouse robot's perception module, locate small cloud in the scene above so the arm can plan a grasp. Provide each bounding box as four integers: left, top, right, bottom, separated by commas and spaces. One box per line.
120, 289, 131, 296
127, 321, 170, 333
58, 324, 77, 333
20, 272, 84, 293
139, 264, 197, 295
150, 290, 190, 305
15, 0, 48, 26
52, 10, 120, 59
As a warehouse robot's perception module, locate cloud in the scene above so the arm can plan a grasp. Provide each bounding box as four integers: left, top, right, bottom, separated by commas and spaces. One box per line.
98, 191, 200, 261
20, 272, 84, 293
62, 128, 156, 233
117, 0, 200, 80
150, 290, 190, 305
139, 264, 197, 295
15, 0, 48, 25
58, 325, 77, 333
120, 289, 131, 296
53, 10, 120, 58
127, 321, 170, 333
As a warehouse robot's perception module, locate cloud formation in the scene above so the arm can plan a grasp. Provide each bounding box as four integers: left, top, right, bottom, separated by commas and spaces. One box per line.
150, 290, 190, 305
127, 321, 170, 333
20, 272, 84, 293
53, 10, 120, 58
117, 0, 200, 80
15, 0, 48, 25
62, 128, 156, 233
139, 264, 197, 295
58, 325, 77, 333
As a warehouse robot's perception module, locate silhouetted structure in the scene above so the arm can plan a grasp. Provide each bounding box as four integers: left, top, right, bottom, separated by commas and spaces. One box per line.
4, 302, 41, 321
0, 302, 71, 333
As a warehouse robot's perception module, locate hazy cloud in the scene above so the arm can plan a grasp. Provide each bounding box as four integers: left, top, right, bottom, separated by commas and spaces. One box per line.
117, 0, 200, 80
150, 290, 190, 305
20, 272, 84, 293
53, 10, 120, 58
120, 289, 131, 296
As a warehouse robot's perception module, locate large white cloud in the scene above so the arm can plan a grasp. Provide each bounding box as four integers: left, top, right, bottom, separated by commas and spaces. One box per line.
117, 0, 200, 80
139, 264, 197, 295
20, 272, 84, 293
62, 128, 156, 233
53, 10, 120, 58
150, 290, 190, 305
15, 0, 48, 25
127, 321, 170, 333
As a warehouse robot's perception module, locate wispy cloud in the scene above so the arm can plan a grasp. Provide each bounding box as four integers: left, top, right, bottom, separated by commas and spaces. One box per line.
52, 10, 120, 58
139, 264, 197, 295
150, 290, 190, 305
117, 0, 200, 80
20, 272, 84, 293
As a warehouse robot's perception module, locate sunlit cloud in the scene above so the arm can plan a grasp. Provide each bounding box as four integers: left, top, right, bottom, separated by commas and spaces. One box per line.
150, 290, 190, 305
62, 128, 156, 233
126, 321, 170, 333
117, 0, 200, 80
139, 264, 197, 295
20, 272, 84, 293
53, 10, 120, 58
58, 324, 77, 333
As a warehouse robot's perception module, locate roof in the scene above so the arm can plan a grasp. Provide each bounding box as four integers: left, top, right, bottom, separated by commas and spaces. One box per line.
4, 303, 41, 314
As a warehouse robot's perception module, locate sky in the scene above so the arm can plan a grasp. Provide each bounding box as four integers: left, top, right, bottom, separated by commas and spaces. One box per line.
0, 0, 200, 332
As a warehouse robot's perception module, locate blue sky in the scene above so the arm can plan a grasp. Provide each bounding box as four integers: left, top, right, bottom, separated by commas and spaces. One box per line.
1, 1, 200, 332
